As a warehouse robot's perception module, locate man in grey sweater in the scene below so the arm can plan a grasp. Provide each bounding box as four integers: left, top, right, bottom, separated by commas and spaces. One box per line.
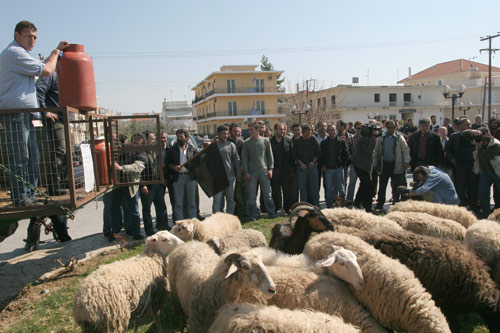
212, 125, 240, 214
242, 122, 276, 221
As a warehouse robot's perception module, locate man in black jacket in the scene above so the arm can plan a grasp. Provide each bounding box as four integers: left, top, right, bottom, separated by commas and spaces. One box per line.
293, 125, 321, 206
167, 129, 198, 220
407, 118, 443, 171
320, 124, 348, 208
270, 122, 293, 214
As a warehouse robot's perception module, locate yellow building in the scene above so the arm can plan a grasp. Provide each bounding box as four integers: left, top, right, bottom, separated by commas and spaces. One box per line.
192, 65, 285, 136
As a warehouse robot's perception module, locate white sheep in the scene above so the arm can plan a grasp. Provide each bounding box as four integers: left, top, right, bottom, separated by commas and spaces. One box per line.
208, 303, 361, 333
73, 231, 183, 333
171, 212, 242, 242
389, 201, 477, 228
207, 229, 267, 255
385, 211, 466, 241
304, 231, 451, 333
321, 207, 403, 232
465, 219, 500, 287
167, 241, 276, 333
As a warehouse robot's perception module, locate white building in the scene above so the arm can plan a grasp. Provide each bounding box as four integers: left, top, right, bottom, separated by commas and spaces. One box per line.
161, 99, 194, 130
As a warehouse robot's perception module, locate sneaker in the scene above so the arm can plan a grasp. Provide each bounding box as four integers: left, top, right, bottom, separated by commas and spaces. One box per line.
133, 234, 145, 241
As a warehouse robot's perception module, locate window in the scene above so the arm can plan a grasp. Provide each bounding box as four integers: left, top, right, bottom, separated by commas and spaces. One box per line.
374, 93, 380, 103
331, 95, 336, 104
256, 79, 264, 92
322, 97, 326, 105
389, 93, 397, 106
256, 101, 265, 114
389, 115, 397, 120
309, 99, 313, 106
228, 101, 237, 116
404, 93, 411, 106
213, 124, 217, 135
227, 80, 236, 93
317, 98, 321, 106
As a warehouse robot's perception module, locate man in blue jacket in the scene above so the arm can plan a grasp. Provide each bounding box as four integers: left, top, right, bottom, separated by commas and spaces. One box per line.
409, 166, 459, 205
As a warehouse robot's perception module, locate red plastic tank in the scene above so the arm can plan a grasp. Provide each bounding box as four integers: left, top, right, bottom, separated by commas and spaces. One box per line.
94, 137, 110, 185
57, 44, 97, 111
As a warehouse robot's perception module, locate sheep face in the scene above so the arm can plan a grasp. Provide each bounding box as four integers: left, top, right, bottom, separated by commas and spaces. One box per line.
145, 231, 184, 256
318, 249, 365, 290
171, 219, 197, 241
224, 252, 276, 299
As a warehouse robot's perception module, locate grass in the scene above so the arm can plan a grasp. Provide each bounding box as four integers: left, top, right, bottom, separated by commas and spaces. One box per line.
1, 216, 491, 332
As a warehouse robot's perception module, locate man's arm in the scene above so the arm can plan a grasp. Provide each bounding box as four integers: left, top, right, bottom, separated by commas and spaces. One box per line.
412, 173, 439, 195
42, 41, 70, 77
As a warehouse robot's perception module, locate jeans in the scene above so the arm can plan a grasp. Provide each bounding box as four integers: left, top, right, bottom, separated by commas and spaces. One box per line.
173, 174, 197, 220
246, 171, 276, 220
140, 184, 168, 234
297, 166, 319, 206
111, 187, 141, 236
213, 177, 236, 214
478, 171, 500, 216
2, 113, 40, 205
346, 165, 357, 202
324, 168, 345, 208
271, 168, 291, 213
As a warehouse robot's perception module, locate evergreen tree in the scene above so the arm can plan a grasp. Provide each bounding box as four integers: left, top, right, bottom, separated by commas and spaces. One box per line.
260, 55, 284, 89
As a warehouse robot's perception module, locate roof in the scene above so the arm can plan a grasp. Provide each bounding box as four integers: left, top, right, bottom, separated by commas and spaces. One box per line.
192, 68, 285, 90
398, 59, 500, 83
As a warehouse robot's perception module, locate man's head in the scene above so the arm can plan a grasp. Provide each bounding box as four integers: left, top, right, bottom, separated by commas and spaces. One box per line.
413, 166, 430, 183
248, 122, 261, 139
317, 121, 327, 136
407, 118, 414, 126
302, 125, 312, 139
229, 122, 241, 139
217, 125, 229, 142
419, 118, 430, 134
438, 126, 448, 139
443, 117, 451, 126
292, 123, 302, 138
336, 120, 346, 133
489, 117, 499, 132
475, 115, 482, 125
160, 131, 167, 147
130, 133, 145, 146
386, 120, 396, 136
431, 115, 437, 125
176, 128, 189, 147
327, 124, 337, 139
258, 121, 267, 136
274, 122, 286, 138
354, 121, 363, 136
459, 118, 472, 131
143, 130, 155, 145
14, 21, 38, 51
119, 134, 128, 145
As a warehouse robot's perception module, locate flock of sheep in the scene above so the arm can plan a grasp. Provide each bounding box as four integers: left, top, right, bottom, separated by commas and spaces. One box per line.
72, 203, 500, 332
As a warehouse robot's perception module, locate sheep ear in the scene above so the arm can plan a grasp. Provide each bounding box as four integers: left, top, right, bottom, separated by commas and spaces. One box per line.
225, 264, 238, 279
318, 255, 337, 267
186, 223, 194, 233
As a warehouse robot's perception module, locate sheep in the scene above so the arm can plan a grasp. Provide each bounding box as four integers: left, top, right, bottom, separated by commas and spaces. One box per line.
465, 219, 500, 288
320, 207, 403, 232
268, 202, 335, 254
487, 208, 500, 224
73, 231, 183, 333
344, 227, 500, 333
304, 231, 451, 333
167, 241, 276, 333
385, 211, 466, 241
239, 265, 388, 333
206, 229, 267, 255
389, 201, 478, 228
171, 212, 242, 242
208, 303, 361, 333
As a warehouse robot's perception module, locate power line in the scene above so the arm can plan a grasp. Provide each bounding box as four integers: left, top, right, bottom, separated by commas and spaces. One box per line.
480, 32, 500, 119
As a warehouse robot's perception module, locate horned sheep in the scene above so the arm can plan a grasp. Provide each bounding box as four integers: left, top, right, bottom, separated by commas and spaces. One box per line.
167, 241, 276, 333
171, 212, 242, 242
73, 231, 183, 333
207, 229, 267, 255
208, 303, 361, 333
465, 219, 500, 287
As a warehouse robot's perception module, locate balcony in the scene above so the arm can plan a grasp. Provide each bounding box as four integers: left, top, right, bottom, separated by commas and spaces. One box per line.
193, 86, 279, 104
195, 109, 282, 120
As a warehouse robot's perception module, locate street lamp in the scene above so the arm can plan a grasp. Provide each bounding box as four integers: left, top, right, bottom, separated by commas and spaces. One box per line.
459, 101, 473, 116
291, 104, 311, 123
443, 85, 467, 119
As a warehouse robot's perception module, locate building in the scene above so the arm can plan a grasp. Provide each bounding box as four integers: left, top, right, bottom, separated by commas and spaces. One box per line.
161, 99, 194, 131
289, 59, 500, 125
192, 65, 285, 136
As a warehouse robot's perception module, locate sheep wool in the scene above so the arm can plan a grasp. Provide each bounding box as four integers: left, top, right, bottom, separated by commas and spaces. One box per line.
209, 229, 267, 254
208, 303, 361, 333
465, 220, 500, 287
304, 231, 451, 333
487, 208, 500, 224
172, 212, 242, 241
389, 201, 477, 228
321, 207, 403, 232
385, 211, 466, 241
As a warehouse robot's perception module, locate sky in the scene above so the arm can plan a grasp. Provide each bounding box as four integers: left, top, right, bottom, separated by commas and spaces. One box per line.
1, 0, 499, 115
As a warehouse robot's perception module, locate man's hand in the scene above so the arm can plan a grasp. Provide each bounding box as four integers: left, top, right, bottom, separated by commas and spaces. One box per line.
57, 41, 70, 51
321, 166, 326, 172
299, 162, 307, 170
45, 112, 58, 123
404, 163, 410, 170
244, 172, 251, 182
174, 165, 182, 172
266, 170, 273, 179
308, 161, 315, 169
114, 162, 123, 172
140, 186, 148, 195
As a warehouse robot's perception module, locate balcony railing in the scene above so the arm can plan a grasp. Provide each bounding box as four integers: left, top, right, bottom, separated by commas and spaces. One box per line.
195, 109, 282, 119
193, 86, 279, 104
389, 101, 397, 107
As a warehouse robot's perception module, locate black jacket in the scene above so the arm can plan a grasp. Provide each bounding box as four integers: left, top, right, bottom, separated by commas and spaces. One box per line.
320, 136, 349, 169
407, 130, 443, 170
166, 143, 198, 182
270, 135, 293, 170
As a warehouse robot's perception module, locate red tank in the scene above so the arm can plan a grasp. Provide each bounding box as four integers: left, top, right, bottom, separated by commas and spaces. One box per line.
94, 137, 110, 185
57, 44, 97, 111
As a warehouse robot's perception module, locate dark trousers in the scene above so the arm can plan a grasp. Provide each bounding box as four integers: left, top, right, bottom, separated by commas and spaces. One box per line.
376, 162, 401, 206
289, 168, 299, 206
371, 169, 378, 199
140, 184, 168, 234
271, 168, 291, 213
354, 167, 373, 212
111, 187, 141, 236
45, 120, 66, 193
454, 165, 478, 209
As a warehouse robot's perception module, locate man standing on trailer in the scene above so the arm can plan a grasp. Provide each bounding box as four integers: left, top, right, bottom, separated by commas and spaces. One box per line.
0, 20, 68, 206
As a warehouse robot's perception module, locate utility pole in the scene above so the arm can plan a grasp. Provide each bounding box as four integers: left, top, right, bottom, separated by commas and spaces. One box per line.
480, 33, 500, 120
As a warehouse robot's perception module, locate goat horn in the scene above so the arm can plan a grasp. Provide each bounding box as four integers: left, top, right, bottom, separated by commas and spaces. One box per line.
289, 205, 318, 225
290, 202, 315, 211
